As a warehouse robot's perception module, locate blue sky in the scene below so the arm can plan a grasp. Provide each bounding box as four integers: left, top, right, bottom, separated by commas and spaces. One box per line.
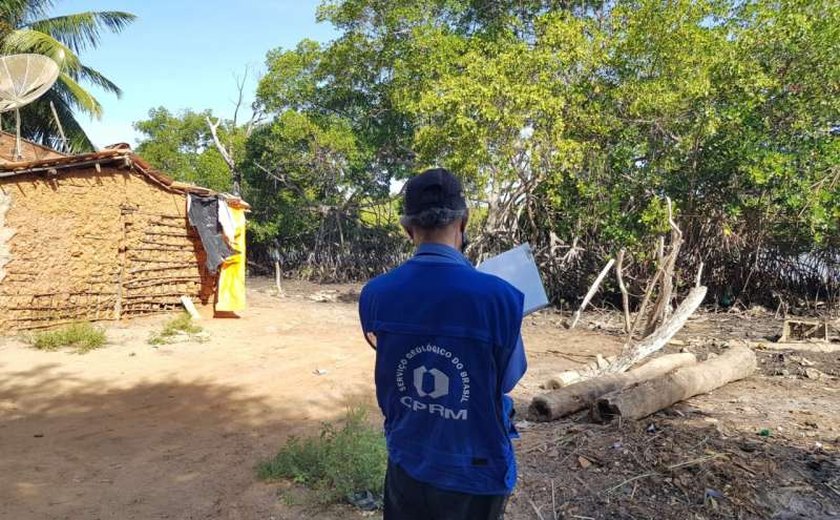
54, 1, 337, 147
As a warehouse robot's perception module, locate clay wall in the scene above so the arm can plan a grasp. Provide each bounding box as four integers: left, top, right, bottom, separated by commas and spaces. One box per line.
0, 165, 215, 331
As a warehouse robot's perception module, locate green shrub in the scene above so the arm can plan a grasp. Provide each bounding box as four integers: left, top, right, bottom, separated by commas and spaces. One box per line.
258, 408, 387, 504
29, 322, 106, 354
148, 313, 202, 345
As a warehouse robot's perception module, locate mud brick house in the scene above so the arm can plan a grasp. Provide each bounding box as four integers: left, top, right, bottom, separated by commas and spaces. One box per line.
0, 133, 240, 331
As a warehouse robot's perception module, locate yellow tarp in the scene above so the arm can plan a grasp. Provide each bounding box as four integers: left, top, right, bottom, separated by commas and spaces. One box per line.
216, 207, 246, 312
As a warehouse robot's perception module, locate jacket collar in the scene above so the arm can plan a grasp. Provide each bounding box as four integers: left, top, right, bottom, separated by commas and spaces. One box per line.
413, 243, 472, 266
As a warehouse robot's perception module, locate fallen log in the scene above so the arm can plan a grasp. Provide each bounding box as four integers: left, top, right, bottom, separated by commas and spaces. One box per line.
543, 354, 617, 389
544, 371, 585, 389
530, 352, 697, 422
750, 341, 839, 353
592, 346, 756, 422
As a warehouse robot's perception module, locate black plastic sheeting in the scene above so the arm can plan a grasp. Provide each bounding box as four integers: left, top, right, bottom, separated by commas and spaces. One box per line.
188, 194, 233, 274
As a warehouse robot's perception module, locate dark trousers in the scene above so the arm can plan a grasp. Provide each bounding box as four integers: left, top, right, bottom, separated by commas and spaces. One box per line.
384, 460, 508, 520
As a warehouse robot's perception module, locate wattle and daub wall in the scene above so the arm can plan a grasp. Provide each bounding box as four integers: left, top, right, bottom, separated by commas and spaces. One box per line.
0, 165, 215, 331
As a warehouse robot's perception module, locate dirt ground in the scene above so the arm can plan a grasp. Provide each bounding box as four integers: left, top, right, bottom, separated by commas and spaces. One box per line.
0, 279, 838, 519
514, 310, 840, 520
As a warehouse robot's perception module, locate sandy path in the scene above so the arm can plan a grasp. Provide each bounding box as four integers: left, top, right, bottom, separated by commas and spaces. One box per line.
0, 282, 377, 519
0, 280, 606, 519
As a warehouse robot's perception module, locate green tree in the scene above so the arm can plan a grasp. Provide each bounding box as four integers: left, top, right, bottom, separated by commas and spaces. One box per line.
0, 1, 135, 151
244, 36, 411, 280
134, 107, 236, 193
256, 0, 839, 300
141, 0, 838, 298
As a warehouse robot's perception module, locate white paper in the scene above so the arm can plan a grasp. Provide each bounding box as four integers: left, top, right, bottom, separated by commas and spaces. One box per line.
477, 243, 549, 316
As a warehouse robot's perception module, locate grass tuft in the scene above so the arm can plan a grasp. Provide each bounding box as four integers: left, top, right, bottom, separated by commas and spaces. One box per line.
257, 407, 387, 504
29, 322, 106, 354
148, 313, 203, 345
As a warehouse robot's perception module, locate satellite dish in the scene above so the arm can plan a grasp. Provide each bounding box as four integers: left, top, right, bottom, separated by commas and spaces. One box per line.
0, 54, 61, 160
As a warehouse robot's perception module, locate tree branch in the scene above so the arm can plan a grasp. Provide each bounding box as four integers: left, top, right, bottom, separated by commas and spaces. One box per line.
205, 116, 235, 171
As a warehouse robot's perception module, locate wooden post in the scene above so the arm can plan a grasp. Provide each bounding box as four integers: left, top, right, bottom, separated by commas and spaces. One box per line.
569, 258, 615, 329
274, 260, 283, 295
115, 226, 127, 321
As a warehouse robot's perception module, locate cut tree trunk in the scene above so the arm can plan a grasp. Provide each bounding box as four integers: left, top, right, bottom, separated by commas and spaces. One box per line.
545, 370, 589, 388
530, 352, 697, 421
592, 346, 756, 422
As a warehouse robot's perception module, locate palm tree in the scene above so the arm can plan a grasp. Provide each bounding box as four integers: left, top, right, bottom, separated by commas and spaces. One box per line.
0, 1, 135, 151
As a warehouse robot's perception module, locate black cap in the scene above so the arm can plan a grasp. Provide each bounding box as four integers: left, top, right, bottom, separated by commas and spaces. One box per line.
403, 168, 467, 216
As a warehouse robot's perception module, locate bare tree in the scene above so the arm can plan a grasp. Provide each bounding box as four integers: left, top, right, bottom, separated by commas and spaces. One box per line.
205, 66, 264, 195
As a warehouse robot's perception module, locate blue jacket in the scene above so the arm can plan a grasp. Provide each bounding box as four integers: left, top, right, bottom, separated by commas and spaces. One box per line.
359, 243, 526, 495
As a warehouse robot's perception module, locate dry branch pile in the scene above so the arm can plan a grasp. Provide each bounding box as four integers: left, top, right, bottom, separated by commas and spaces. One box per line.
529, 278, 759, 423
530, 208, 759, 423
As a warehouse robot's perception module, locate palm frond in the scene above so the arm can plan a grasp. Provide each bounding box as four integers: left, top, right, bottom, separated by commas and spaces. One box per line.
25, 11, 136, 54
0, 3, 129, 153
72, 65, 122, 97
1, 28, 82, 71
0, 19, 15, 38
0, 1, 29, 22
22, 1, 57, 21
55, 72, 103, 119
2, 1, 55, 25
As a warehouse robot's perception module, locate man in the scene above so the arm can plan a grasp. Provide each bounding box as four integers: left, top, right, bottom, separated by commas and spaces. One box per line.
359, 168, 527, 519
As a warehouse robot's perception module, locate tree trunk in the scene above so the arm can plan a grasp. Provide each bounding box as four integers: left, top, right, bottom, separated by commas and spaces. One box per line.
530, 352, 697, 422
644, 198, 683, 335
592, 346, 756, 422
616, 248, 631, 334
